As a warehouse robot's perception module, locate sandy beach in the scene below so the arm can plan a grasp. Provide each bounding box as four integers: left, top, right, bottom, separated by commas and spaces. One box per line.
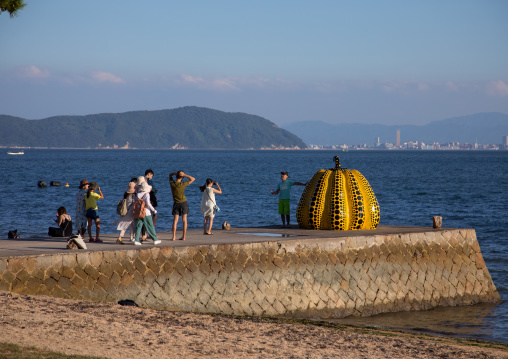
1, 291, 506, 359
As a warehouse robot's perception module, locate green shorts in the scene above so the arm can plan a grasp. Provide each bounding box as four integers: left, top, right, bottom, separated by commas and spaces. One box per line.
278, 199, 290, 215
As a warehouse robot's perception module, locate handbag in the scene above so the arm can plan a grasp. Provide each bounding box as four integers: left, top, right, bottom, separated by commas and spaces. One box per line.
116, 198, 128, 216
206, 189, 220, 214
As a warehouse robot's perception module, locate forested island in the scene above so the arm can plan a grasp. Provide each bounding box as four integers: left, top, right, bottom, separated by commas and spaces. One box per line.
0, 106, 307, 150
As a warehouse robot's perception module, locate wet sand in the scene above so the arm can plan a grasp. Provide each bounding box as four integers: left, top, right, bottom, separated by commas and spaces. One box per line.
1, 291, 506, 358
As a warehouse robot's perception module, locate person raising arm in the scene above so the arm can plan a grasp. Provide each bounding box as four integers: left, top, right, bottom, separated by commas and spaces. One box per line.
169, 171, 195, 241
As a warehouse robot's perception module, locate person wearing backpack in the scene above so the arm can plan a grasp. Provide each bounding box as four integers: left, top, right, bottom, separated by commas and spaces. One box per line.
133, 181, 160, 246
140, 169, 158, 241
113, 179, 137, 244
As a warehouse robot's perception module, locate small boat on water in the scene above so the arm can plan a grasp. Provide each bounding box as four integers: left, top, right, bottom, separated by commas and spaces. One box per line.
7, 151, 24, 155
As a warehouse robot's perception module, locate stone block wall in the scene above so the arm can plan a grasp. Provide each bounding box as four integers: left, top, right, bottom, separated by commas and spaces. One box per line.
0, 229, 501, 318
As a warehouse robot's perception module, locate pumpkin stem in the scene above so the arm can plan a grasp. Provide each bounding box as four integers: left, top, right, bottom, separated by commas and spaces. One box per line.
333, 156, 341, 169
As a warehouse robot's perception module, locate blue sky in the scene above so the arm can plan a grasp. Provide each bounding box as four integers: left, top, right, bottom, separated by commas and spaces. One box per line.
1, 0, 507, 125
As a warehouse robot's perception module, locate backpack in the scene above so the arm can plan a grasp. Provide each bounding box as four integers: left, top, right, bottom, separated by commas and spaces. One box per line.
116, 198, 128, 216
67, 234, 87, 250
132, 194, 147, 219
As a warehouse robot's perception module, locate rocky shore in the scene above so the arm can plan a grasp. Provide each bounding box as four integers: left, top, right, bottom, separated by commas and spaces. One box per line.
1, 291, 506, 359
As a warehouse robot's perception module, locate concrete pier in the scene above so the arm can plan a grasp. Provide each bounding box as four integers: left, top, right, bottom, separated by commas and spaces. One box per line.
0, 225, 501, 319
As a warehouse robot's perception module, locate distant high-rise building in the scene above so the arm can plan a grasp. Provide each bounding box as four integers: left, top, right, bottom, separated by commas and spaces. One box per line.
503, 135, 508, 150
396, 129, 400, 147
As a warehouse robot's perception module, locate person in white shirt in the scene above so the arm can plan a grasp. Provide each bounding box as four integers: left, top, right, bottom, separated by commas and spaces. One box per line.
200, 178, 222, 235
133, 181, 160, 246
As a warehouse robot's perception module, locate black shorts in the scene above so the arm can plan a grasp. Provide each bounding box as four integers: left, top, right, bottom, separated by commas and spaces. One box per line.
172, 201, 189, 216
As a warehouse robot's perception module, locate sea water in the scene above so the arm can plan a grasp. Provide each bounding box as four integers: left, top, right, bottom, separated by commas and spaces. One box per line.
1, 149, 507, 343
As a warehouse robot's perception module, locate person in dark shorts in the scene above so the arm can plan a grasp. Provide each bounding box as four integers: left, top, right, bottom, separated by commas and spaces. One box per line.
169, 171, 195, 241
85, 182, 104, 242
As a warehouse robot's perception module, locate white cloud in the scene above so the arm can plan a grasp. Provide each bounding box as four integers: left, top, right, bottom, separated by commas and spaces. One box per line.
173, 74, 295, 92
176, 74, 239, 91
90, 71, 124, 84
417, 83, 429, 91
445, 81, 458, 91
380, 81, 409, 93
180, 74, 206, 85
486, 80, 508, 96
18, 65, 50, 78
210, 78, 238, 90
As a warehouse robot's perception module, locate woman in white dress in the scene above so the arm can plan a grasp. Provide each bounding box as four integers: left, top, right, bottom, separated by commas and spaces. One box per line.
113, 179, 137, 244
200, 178, 222, 235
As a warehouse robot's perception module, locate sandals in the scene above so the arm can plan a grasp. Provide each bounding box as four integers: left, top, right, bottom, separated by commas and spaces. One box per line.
116, 238, 124, 245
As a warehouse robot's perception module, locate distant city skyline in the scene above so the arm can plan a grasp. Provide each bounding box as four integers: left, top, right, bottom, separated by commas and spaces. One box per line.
1, 1, 507, 126
285, 112, 508, 147
308, 130, 508, 150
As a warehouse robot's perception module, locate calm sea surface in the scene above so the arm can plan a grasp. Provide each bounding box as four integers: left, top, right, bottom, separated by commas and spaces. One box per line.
1, 149, 507, 343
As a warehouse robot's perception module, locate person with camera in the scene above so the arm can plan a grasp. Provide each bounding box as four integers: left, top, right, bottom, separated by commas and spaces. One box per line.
200, 178, 222, 235
85, 182, 104, 242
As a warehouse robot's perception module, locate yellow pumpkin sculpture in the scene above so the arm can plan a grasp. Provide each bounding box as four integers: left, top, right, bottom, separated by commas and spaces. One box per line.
297, 156, 380, 230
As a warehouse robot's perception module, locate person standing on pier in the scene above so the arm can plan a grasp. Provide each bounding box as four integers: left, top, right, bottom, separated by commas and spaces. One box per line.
271, 171, 306, 228
144, 169, 158, 226
85, 182, 104, 242
169, 171, 195, 241
113, 179, 137, 244
75, 179, 89, 236
133, 181, 160, 246
200, 178, 222, 235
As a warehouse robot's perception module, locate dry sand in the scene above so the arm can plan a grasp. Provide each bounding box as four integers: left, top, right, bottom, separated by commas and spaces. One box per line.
1, 291, 506, 359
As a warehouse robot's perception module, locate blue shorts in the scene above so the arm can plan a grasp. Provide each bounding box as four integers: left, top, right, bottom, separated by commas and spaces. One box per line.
86, 208, 100, 220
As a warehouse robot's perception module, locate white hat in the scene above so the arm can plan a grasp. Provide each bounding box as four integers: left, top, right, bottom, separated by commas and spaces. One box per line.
139, 181, 152, 193
137, 176, 146, 185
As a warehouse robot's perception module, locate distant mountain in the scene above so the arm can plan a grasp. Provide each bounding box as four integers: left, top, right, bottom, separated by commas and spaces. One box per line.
284, 113, 508, 146
0, 107, 307, 149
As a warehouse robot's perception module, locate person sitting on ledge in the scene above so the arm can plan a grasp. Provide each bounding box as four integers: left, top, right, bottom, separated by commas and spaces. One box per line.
48, 206, 73, 237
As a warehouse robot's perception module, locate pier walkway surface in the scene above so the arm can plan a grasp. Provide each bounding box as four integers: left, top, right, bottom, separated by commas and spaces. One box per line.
1, 224, 446, 258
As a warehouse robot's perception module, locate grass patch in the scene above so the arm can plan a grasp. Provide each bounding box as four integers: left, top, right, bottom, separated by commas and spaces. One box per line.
0, 342, 105, 359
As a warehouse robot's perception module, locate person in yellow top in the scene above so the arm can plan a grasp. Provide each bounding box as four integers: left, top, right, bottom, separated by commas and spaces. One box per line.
85, 182, 104, 243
